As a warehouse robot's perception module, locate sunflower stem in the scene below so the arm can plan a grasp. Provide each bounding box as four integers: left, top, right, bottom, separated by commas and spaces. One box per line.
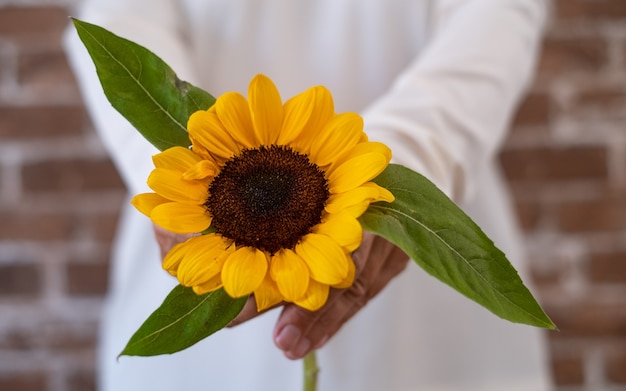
303, 350, 319, 391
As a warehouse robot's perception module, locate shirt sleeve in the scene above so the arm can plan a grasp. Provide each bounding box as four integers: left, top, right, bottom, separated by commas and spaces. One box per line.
64, 0, 201, 195
362, 0, 547, 202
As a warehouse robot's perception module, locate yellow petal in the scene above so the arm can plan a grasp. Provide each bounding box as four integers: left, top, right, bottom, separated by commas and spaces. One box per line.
310, 112, 363, 167
294, 279, 329, 311
332, 253, 356, 289
148, 168, 208, 203
131, 192, 169, 217
188, 120, 214, 161
152, 146, 202, 172
325, 184, 380, 213
216, 91, 256, 148
192, 274, 223, 295
150, 202, 212, 234
296, 233, 348, 285
183, 160, 218, 180
371, 183, 395, 203
222, 247, 268, 297
314, 212, 363, 252
326, 143, 391, 194
188, 109, 242, 160
325, 182, 394, 215
162, 239, 192, 275
301, 86, 334, 137
278, 87, 317, 146
331, 141, 392, 170
270, 249, 309, 302
328, 153, 388, 194
281, 86, 334, 153
176, 234, 232, 286
248, 74, 283, 145
254, 274, 283, 312
342, 202, 370, 217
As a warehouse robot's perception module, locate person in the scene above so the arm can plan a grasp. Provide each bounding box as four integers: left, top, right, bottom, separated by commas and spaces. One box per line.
64, 1, 552, 390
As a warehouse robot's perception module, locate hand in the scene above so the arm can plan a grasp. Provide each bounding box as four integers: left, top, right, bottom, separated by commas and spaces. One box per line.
231, 231, 409, 360
153, 225, 410, 360
152, 224, 195, 259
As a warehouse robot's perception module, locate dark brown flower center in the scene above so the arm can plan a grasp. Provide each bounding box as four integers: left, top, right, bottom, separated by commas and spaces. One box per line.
206, 145, 329, 254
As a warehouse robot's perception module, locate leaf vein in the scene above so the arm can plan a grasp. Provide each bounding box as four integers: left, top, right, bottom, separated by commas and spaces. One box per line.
126, 292, 213, 349
368, 204, 546, 323
78, 23, 187, 134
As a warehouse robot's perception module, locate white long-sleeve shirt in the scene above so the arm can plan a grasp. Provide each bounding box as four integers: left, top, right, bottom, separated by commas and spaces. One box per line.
65, 1, 552, 390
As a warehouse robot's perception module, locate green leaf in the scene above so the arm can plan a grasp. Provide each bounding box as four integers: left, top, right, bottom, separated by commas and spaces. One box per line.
72, 18, 216, 151
120, 286, 248, 357
360, 164, 555, 329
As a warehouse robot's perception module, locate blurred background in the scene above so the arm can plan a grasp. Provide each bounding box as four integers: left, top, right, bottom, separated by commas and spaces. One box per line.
0, 0, 625, 390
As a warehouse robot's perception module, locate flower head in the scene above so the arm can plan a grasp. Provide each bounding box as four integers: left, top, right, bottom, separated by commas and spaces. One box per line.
132, 74, 393, 311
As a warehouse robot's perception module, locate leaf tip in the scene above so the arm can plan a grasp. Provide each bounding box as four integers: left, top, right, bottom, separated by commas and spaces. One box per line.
546, 319, 559, 331
117, 345, 132, 360
529, 311, 558, 331
70, 16, 82, 27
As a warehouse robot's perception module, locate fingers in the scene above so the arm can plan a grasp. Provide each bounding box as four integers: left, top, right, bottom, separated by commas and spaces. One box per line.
273, 308, 316, 359
273, 286, 361, 359
152, 224, 195, 259
273, 234, 409, 359
198, 230, 409, 362
228, 296, 259, 326
228, 296, 284, 327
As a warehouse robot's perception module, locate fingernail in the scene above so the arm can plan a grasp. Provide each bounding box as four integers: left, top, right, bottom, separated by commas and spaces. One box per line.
275, 325, 301, 351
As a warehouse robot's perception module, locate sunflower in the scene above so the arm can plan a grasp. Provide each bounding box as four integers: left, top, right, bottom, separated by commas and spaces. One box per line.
132, 74, 394, 311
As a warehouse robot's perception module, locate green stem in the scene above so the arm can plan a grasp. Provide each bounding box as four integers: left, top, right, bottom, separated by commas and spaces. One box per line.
303, 350, 319, 391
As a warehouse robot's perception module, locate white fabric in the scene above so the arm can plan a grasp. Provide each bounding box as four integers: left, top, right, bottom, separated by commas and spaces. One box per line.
64, 1, 552, 390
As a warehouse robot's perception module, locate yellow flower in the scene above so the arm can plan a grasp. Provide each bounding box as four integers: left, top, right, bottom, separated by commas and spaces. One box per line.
132, 74, 394, 311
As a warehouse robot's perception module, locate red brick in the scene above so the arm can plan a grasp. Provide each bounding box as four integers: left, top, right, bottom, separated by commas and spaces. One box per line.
65, 262, 109, 296
0, 373, 45, 391
0, 212, 74, 241
507, 123, 550, 139
67, 370, 95, 391
512, 92, 550, 126
0, 6, 69, 45
0, 208, 123, 242
576, 87, 626, 108
499, 146, 608, 183
589, 251, 626, 283
83, 212, 121, 242
0, 328, 30, 350
0, 321, 98, 351
570, 87, 626, 120
538, 36, 608, 74
546, 301, 626, 338
607, 350, 626, 383
42, 323, 98, 351
0, 263, 41, 296
550, 354, 584, 385
18, 47, 77, 88
528, 265, 561, 289
555, 0, 626, 21
513, 200, 544, 232
0, 106, 87, 139
556, 197, 626, 233
21, 159, 124, 193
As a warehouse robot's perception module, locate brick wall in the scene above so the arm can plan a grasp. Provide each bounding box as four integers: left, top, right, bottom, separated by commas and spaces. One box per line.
0, 1, 124, 391
502, 1, 626, 389
0, 1, 625, 390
